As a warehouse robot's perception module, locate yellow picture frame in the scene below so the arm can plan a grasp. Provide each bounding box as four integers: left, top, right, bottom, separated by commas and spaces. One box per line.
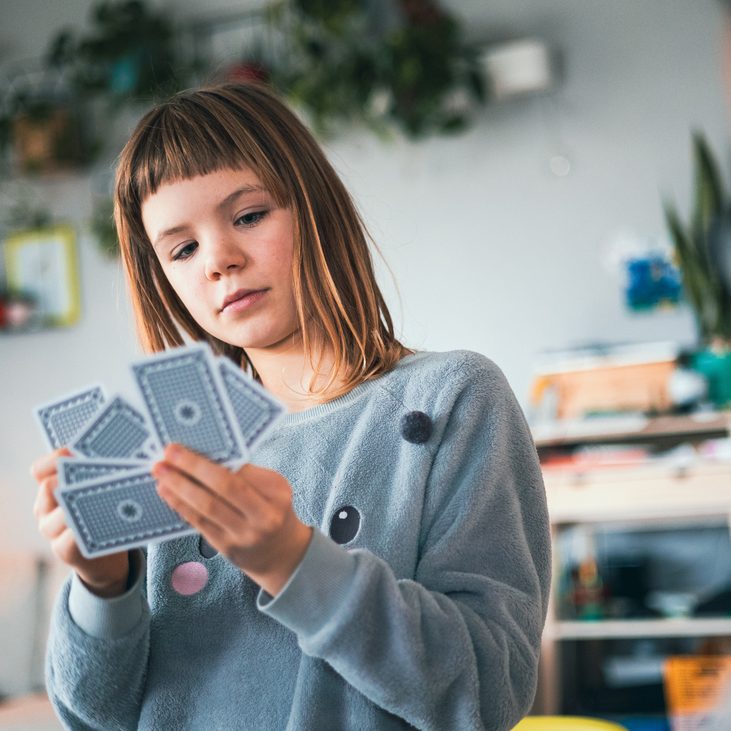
4, 225, 81, 327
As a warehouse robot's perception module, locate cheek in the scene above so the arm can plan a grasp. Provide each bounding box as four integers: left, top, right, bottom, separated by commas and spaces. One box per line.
163, 267, 210, 319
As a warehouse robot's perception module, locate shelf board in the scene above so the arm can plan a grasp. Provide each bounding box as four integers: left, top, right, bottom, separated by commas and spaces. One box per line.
552, 617, 731, 640
533, 413, 730, 451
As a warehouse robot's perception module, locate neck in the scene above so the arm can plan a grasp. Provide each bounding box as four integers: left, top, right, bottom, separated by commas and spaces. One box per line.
244, 333, 342, 413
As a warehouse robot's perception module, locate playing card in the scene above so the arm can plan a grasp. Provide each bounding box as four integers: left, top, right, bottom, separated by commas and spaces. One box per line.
131, 344, 246, 464
34, 385, 106, 450
217, 357, 285, 449
71, 394, 159, 460
56, 467, 196, 558
57, 457, 146, 489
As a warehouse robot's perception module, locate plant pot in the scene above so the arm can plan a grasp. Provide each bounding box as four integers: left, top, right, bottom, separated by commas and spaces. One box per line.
12, 105, 87, 174
691, 348, 731, 408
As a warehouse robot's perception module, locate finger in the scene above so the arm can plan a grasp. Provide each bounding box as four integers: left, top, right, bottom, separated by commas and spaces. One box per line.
155, 466, 246, 531
52, 528, 82, 566
34, 476, 59, 518
216, 465, 292, 537
39, 505, 67, 541
155, 475, 229, 550
208, 465, 276, 519
30, 448, 72, 482
236, 463, 285, 503
158, 444, 231, 493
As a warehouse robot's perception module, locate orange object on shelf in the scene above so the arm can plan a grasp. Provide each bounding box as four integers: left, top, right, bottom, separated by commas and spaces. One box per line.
663, 655, 731, 730
531, 360, 676, 420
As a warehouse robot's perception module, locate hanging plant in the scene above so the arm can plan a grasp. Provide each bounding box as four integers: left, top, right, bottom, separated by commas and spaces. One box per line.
46, 0, 188, 105
269, 0, 485, 139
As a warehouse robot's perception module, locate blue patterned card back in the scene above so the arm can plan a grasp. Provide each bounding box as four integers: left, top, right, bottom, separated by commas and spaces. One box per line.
57, 457, 146, 488
131, 345, 245, 463
217, 358, 285, 448
71, 395, 159, 460
34, 386, 106, 450
56, 468, 197, 558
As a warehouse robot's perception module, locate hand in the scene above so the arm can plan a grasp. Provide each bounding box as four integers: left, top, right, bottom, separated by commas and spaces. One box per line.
152, 444, 313, 596
30, 448, 130, 598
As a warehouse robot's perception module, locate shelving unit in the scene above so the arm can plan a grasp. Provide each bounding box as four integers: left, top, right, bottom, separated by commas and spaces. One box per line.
553, 618, 731, 640
533, 413, 731, 716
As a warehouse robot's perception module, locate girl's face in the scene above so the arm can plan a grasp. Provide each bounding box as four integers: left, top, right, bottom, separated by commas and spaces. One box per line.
141, 167, 299, 351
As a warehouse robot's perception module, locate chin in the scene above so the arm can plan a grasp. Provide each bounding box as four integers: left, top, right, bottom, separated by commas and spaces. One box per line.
213, 325, 297, 352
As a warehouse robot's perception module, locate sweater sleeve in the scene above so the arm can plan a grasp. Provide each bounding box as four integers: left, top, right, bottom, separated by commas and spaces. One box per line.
44, 548, 151, 731
257, 356, 551, 731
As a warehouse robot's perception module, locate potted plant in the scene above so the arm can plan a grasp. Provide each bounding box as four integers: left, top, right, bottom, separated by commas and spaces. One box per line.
0, 80, 96, 174
268, 0, 485, 139
46, 0, 186, 105
664, 131, 731, 407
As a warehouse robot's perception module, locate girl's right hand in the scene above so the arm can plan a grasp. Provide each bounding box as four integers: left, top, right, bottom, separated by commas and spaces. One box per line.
31, 448, 131, 598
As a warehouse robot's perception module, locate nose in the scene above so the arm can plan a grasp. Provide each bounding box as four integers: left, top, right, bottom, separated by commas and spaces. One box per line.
204, 233, 247, 281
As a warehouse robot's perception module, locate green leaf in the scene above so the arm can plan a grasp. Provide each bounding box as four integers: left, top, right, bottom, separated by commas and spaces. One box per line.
664, 199, 712, 340
692, 130, 724, 242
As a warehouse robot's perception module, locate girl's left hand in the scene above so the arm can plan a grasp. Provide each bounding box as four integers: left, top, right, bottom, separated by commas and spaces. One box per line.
152, 444, 313, 596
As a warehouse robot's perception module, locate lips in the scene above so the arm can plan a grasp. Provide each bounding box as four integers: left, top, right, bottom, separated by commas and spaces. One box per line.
220, 288, 266, 311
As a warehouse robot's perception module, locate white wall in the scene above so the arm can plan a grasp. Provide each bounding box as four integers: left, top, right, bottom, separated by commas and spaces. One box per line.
1, 0, 727, 553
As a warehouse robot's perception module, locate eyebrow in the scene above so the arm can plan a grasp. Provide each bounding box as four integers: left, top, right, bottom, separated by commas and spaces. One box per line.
152, 184, 267, 247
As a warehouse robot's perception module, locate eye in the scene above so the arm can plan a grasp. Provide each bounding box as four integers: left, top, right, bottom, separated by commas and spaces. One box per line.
172, 241, 197, 261
235, 210, 268, 227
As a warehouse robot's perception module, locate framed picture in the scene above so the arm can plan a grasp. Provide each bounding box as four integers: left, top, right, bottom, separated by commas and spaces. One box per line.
3, 225, 81, 328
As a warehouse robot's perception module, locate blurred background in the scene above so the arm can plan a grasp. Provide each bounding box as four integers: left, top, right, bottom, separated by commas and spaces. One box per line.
1, 1, 731, 729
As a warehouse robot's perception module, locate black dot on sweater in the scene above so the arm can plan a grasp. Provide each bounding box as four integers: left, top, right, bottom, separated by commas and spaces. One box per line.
329, 506, 360, 544
400, 410, 432, 444
198, 535, 218, 559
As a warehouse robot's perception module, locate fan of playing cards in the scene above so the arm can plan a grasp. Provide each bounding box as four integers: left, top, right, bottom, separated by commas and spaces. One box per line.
33, 343, 285, 559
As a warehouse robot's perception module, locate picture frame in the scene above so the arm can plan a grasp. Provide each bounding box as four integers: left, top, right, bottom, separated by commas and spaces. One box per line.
3, 224, 81, 328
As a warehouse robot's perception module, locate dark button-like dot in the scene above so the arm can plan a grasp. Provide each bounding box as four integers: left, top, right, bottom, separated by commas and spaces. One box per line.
198, 535, 218, 559
330, 506, 360, 544
400, 410, 432, 444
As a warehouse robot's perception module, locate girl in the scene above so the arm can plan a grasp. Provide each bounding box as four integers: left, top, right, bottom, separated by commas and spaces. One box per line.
31, 83, 551, 731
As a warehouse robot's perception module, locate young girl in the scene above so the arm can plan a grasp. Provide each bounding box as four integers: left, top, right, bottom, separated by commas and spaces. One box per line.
31, 83, 551, 731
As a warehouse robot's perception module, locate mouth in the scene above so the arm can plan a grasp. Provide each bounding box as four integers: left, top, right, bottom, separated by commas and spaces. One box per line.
220, 288, 269, 313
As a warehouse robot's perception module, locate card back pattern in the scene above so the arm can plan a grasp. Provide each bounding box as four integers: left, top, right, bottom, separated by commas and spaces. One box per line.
59, 470, 195, 557
58, 458, 145, 488
35, 387, 106, 449
72, 396, 157, 460
132, 348, 244, 463
218, 359, 285, 448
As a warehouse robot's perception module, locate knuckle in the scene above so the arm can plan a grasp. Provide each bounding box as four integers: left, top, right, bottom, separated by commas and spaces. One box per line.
55, 532, 76, 564
261, 514, 282, 535
41, 475, 57, 492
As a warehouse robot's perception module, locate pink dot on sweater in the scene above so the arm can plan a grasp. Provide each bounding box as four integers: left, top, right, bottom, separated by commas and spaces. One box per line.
171, 562, 209, 596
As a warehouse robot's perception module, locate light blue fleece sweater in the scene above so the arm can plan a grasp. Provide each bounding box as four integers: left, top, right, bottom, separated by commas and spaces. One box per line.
45, 349, 551, 731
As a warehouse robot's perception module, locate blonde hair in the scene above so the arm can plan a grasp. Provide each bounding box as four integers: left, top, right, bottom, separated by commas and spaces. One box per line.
114, 82, 411, 400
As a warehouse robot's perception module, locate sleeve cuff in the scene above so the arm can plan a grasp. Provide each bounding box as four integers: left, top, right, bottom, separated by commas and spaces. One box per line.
256, 528, 358, 636
68, 549, 146, 640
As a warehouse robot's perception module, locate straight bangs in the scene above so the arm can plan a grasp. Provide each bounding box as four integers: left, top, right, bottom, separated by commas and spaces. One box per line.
126, 93, 291, 213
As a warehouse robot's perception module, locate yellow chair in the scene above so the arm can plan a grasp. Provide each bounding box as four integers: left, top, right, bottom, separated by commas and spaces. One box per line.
513, 717, 628, 731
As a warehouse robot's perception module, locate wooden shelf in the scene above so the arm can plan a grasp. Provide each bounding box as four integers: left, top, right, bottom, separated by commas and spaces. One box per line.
551, 617, 731, 640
